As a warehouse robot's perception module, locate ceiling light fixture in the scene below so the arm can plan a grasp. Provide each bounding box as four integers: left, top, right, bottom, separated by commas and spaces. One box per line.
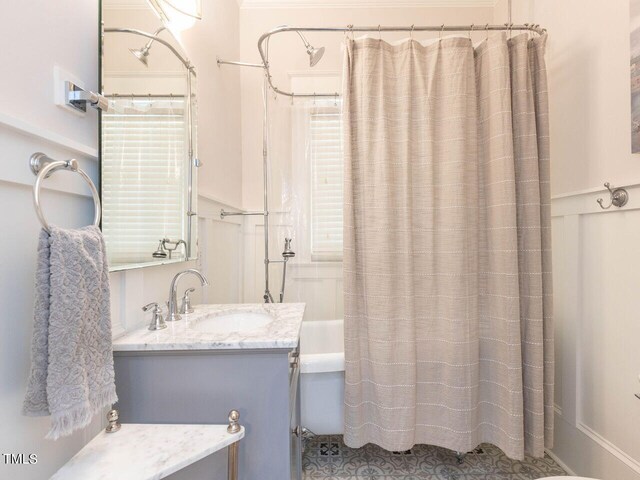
146, 0, 202, 34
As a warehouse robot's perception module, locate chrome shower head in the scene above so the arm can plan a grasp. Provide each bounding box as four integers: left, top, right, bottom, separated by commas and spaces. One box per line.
296, 31, 325, 67
307, 45, 325, 67
282, 238, 296, 259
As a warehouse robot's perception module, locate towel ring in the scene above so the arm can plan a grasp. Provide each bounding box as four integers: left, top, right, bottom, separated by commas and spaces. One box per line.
31, 152, 101, 233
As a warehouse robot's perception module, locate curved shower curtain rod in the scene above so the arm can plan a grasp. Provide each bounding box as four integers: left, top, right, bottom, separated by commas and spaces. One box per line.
250, 23, 547, 99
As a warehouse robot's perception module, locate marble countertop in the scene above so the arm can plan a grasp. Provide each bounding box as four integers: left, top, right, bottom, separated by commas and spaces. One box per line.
113, 303, 305, 352
51, 423, 244, 480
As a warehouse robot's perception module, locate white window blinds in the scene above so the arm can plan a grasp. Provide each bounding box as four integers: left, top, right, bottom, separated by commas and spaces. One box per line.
310, 104, 344, 260
101, 98, 187, 267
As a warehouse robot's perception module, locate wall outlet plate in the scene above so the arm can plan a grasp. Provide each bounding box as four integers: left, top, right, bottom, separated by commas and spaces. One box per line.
53, 65, 87, 117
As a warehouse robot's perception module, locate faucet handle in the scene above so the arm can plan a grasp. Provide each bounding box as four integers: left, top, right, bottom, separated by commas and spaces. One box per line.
142, 302, 159, 312
180, 288, 196, 314
142, 302, 167, 331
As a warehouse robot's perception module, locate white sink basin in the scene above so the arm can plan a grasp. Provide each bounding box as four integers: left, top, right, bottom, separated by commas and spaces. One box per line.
190, 311, 273, 335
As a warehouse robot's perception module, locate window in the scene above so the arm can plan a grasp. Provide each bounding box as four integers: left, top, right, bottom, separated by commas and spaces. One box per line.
309, 104, 344, 261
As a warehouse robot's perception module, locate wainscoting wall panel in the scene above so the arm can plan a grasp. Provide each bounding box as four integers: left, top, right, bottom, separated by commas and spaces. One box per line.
550, 184, 640, 480
198, 195, 244, 304
240, 213, 343, 320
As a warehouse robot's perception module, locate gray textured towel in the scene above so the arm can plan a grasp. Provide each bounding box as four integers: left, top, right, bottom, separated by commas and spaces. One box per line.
22, 226, 117, 440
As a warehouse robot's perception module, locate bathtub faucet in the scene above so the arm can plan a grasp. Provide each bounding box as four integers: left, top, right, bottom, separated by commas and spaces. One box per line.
279, 238, 296, 303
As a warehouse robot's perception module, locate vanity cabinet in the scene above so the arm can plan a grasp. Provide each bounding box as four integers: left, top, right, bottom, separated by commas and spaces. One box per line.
113, 346, 301, 480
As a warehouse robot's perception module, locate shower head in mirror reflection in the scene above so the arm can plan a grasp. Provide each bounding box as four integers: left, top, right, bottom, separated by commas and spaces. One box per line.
152, 240, 168, 259
129, 26, 166, 66
152, 238, 187, 259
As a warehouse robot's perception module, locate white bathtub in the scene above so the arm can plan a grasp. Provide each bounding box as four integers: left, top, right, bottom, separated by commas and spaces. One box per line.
299, 319, 345, 435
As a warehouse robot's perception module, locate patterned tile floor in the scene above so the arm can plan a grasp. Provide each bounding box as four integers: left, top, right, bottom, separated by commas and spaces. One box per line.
302, 435, 567, 480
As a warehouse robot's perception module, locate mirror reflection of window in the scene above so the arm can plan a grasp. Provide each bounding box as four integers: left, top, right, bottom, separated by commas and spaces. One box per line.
101, 97, 187, 266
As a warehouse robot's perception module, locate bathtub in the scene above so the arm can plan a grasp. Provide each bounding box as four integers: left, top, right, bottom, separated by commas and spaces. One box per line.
299, 319, 345, 435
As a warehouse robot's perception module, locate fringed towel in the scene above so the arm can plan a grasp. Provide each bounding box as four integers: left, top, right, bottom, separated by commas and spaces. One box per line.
23, 225, 117, 440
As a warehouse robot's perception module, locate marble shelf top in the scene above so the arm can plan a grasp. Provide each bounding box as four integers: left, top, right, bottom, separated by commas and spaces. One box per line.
51, 423, 244, 480
113, 303, 305, 352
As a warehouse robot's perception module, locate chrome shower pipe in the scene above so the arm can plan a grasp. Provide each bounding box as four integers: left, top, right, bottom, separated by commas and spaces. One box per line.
262, 63, 274, 303
216, 57, 265, 69
185, 66, 195, 258
279, 258, 289, 303
217, 39, 279, 303
215, 54, 273, 300
220, 209, 266, 218
104, 27, 197, 258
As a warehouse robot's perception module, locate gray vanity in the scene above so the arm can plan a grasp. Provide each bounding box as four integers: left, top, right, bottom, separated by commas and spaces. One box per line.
112, 303, 305, 480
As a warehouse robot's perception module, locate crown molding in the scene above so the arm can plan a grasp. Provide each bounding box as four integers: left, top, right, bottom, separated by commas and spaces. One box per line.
239, 0, 498, 9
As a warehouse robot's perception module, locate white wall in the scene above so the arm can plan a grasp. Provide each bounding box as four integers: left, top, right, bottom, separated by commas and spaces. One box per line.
505, 0, 640, 198
181, 0, 244, 207
509, 1, 640, 478
0, 0, 243, 478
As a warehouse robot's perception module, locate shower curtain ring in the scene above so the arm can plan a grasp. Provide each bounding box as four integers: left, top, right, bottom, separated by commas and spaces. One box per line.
485, 23, 490, 40
378, 24, 381, 41
469, 24, 474, 40
410, 24, 414, 39
347, 24, 354, 40
313, 92, 316, 105
334, 92, 338, 107
439, 24, 445, 41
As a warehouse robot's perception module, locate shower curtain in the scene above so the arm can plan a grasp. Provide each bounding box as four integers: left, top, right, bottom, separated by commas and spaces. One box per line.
342, 33, 553, 460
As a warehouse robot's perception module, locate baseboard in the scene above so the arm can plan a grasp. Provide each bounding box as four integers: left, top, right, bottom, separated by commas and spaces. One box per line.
546, 448, 577, 476
577, 422, 640, 475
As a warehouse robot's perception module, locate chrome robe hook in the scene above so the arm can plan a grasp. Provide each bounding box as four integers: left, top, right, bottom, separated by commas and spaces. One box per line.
596, 182, 629, 209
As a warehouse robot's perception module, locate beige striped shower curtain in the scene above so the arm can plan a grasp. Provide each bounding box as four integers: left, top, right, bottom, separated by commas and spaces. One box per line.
342, 33, 553, 460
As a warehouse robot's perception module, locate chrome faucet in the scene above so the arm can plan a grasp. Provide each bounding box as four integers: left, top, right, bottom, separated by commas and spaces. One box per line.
167, 269, 209, 322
